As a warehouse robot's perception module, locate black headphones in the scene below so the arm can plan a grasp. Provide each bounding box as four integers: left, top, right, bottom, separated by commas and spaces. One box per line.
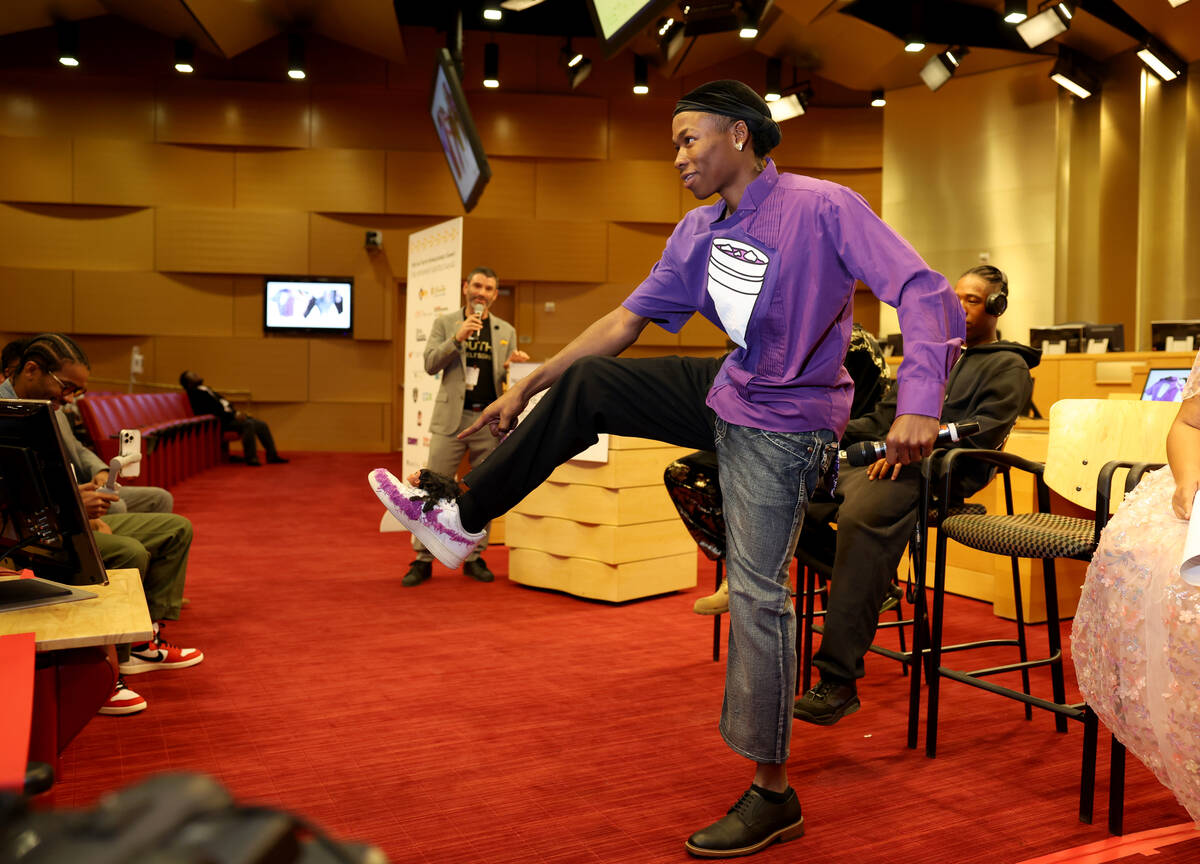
966, 265, 1008, 317
985, 283, 1008, 317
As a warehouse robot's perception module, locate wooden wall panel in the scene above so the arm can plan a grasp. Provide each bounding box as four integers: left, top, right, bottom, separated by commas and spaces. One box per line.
607, 223, 672, 284
473, 93, 607, 159
608, 97, 678, 161
74, 272, 235, 337
0, 267, 72, 332
308, 339, 392, 402
236, 148, 385, 213
73, 335, 159, 389
251, 401, 390, 452
233, 276, 264, 338
0, 75, 155, 141
152, 336, 309, 402
155, 80, 310, 148
536, 160, 678, 223
311, 87, 437, 151
463, 217, 606, 283
527, 283, 628, 348
309, 212, 442, 282
0, 136, 72, 203
0, 203, 154, 271
73, 140, 234, 208
678, 313, 728, 348
384, 152, 536, 220
772, 108, 882, 170
155, 208, 309, 274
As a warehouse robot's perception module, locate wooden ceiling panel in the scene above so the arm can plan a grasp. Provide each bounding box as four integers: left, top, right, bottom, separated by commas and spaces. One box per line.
0, 0, 105, 38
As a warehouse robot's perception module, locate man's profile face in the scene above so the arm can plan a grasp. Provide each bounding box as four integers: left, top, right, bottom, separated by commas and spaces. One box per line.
18, 359, 89, 409
954, 274, 997, 345
463, 273, 499, 314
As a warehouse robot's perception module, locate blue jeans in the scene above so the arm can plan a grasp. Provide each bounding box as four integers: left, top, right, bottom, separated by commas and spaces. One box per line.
715, 420, 837, 763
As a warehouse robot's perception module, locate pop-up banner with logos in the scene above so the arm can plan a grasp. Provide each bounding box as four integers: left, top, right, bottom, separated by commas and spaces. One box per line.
381, 217, 463, 534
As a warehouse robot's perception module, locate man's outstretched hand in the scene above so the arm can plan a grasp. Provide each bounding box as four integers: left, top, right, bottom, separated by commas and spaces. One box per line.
459, 386, 530, 441
883, 414, 940, 465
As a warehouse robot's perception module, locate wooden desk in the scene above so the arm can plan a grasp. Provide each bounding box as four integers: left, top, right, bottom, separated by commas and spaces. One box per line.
0, 569, 153, 651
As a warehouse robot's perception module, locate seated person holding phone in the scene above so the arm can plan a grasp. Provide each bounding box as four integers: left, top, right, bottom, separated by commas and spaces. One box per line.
1, 334, 203, 716
792, 266, 1040, 725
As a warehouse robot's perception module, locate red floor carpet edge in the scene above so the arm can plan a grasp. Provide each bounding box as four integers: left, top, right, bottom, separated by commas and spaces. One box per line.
46, 452, 1197, 864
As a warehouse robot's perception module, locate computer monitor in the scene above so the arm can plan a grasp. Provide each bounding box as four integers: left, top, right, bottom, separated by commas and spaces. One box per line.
0, 399, 106, 611
1141, 368, 1190, 402
1029, 324, 1084, 354
1081, 323, 1124, 353
1151, 320, 1200, 352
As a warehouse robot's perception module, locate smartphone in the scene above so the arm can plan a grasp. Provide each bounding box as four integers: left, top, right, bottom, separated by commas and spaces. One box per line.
118, 429, 142, 478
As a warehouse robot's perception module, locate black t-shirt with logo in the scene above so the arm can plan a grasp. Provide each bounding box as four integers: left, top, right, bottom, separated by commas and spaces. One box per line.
462, 311, 497, 408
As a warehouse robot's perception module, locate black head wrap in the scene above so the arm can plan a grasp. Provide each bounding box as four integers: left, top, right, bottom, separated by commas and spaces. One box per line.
673, 79, 782, 156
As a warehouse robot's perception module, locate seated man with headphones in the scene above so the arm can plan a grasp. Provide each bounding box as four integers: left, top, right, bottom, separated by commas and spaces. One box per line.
793, 264, 1041, 726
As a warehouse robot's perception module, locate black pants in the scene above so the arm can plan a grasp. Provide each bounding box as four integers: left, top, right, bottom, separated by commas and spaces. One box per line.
462, 355, 722, 523
230, 415, 280, 462
809, 462, 923, 682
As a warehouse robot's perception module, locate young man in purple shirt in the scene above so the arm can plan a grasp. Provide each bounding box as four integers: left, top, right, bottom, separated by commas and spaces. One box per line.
371, 80, 964, 858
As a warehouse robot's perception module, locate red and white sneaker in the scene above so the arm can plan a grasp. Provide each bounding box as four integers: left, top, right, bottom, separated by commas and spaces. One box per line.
99, 676, 147, 715
119, 623, 204, 675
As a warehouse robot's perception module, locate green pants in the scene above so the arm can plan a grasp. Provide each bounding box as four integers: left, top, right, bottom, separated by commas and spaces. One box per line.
95, 513, 193, 623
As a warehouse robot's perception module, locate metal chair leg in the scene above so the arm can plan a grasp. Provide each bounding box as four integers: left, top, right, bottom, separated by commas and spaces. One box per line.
1041, 557, 1069, 733
1109, 735, 1126, 835
1079, 705, 1098, 824
1010, 554, 1033, 720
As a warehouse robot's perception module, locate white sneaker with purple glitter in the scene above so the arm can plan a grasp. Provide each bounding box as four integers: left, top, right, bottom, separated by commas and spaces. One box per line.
368, 468, 484, 570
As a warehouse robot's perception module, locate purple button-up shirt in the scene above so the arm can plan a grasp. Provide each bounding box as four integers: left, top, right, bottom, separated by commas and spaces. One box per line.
623, 160, 964, 436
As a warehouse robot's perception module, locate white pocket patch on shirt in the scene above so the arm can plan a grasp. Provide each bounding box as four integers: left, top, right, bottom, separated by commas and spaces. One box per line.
706, 238, 770, 348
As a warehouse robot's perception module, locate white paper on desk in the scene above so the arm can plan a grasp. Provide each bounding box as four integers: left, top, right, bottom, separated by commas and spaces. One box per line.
1180, 490, 1200, 586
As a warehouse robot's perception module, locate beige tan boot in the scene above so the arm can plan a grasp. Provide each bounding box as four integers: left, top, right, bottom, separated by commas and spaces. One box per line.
692, 579, 729, 615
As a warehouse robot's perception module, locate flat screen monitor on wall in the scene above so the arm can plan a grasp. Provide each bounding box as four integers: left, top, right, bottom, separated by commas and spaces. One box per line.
263, 277, 353, 336
585, 0, 677, 57
430, 48, 491, 213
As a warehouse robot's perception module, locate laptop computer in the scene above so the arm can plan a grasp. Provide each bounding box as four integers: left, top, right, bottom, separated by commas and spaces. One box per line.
1141, 368, 1190, 402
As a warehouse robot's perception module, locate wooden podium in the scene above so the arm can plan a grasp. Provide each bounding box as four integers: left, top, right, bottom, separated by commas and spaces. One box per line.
505, 437, 699, 601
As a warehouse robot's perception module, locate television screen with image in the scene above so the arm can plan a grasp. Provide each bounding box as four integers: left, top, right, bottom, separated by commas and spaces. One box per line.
430, 48, 491, 213
263, 277, 353, 336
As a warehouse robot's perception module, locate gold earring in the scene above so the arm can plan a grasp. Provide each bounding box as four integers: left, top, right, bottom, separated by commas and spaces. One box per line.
736, 142, 744, 151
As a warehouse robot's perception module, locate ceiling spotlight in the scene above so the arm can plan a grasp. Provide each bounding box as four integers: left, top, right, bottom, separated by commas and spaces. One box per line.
765, 58, 782, 102
1167, 0, 1190, 6
57, 21, 79, 67
1004, 0, 1028, 23
870, 89, 886, 107
483, 6, 503, 21
904, 39, 926, 52
769, 89, 808, 123
633, 54, 649, 95
1016, 2, 1072, 49
1137, 35, 1184, 82
657, 16, 685, 63
287, 34, 306, 80
483, 43, 500, 88
739, 22, 759, 39
174, 39, 194, 74
920, 46, 967, 92
561, 38, 591, 89
1049, 47, 1097, 98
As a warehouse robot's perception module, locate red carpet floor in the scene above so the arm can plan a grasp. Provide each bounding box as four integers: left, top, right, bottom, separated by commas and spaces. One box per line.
49, 453, 1198, 863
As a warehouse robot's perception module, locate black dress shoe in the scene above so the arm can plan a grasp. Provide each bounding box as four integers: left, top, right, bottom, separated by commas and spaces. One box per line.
402, 560, 432, 587
463, 558, 494, 583
266, 455, 289, 464
685, 786, 804, 858
245, 458, 262, 466
793, 678, 860, 726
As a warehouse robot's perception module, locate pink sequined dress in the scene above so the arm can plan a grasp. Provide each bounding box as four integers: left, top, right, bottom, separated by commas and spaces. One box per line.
1072, 351, 1200, 823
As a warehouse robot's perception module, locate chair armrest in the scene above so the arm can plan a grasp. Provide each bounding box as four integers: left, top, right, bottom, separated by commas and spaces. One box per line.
935, 447, 1046, 520
1094, 460, 1167, 540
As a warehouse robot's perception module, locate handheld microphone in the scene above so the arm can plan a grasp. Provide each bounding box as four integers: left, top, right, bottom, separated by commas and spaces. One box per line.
843, 421, 980, 468
472, 303, 485, 317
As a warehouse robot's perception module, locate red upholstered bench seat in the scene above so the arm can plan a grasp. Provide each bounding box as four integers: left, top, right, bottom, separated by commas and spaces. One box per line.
77, 391, 221, 488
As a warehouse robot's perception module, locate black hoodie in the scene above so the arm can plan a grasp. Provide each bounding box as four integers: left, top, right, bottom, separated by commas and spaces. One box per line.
842, 340, 1042, 498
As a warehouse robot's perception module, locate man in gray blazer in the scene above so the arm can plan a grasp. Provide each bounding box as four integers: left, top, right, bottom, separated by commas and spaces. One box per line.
405, 266, 529, 586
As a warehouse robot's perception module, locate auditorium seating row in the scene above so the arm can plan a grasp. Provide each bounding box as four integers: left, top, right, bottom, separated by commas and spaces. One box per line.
77, 392, 225, 489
